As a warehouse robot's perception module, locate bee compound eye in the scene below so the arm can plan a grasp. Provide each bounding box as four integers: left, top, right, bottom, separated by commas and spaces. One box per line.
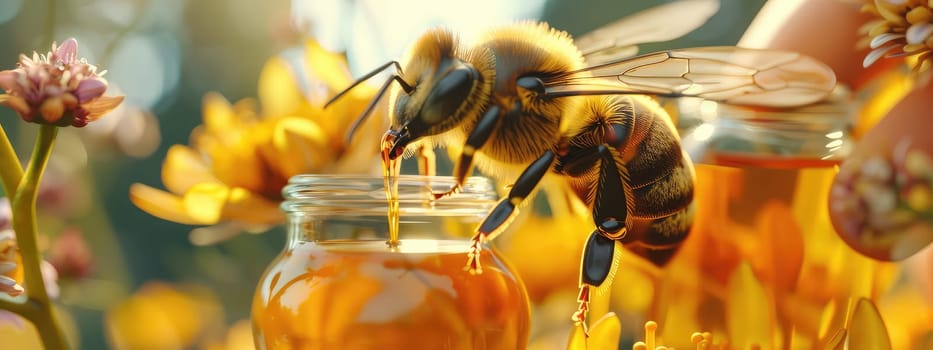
420, 66, 478, 126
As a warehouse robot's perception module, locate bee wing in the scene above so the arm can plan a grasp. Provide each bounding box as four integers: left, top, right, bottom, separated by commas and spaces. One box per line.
575, 0, 721, 64
545, 47, 837, 108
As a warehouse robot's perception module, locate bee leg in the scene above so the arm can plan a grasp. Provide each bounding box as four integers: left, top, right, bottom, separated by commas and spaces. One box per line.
417, 145, 436, 177
558, 144, 630, 237
433, 105, 502, 200
570, 145, 627, 332
591, 145, 629, 237
573, 230, 619, 334
416, 145, 437, 196
465, 149, 555, 274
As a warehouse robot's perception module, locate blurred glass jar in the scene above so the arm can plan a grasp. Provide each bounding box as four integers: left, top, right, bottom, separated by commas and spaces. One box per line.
251, 175, 531, 350
642, 92, 889, 348
676, 86, 854, 168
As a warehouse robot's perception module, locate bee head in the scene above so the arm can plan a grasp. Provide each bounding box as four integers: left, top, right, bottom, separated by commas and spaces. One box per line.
386, 28, 494, 160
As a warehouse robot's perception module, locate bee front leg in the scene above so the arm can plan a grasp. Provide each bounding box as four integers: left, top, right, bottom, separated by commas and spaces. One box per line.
433, 105, 502, 199
466, 150, 555, 274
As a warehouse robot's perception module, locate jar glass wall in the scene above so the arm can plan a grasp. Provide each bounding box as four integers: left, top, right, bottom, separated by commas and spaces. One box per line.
251, 175, 531, 350
616, 94, 908, 348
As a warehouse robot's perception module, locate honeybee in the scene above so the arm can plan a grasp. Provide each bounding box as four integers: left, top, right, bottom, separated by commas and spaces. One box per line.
327, 0, 836, 330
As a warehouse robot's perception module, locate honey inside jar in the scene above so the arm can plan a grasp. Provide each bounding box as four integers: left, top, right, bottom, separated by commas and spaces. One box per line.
252, 240, 530, 350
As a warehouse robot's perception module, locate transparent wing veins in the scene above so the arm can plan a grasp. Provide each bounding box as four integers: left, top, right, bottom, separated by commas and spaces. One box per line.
575, 0, 721, 64
546, 47, 837, 108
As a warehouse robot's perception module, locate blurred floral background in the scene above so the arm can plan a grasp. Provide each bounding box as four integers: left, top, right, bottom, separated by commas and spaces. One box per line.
1, 0, 932, 349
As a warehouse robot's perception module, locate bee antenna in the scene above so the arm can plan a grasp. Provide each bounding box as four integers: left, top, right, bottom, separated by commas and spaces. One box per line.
325, 61, 411, 109
344, 74, 412, 144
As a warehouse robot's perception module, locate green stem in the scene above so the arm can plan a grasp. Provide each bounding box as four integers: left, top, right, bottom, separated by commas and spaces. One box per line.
0, 121, 23, 196
14, 125, 56, 301
0, 296, 32, 316
11, 124, 69, 350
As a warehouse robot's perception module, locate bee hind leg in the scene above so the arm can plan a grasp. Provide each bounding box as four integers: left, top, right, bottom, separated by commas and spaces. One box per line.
568, 145, 627, 333
574, 230, 621, 335
465, 149, 555, 274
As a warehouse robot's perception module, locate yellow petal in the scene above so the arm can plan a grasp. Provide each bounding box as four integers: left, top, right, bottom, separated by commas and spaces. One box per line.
304, 39, 356, 95
161, 145, 220, 194
566, 322, 588, 350
304, 39, 378, 135
257, 56, 310, 117
257, 39, 361, 122
816, 298, 853, 350
846, 298, 892, 350
105, 282, 223, 350
586, 312, 621, 350
264, 117, 334, 176
0, 314, 43, 350
818, 298, 844, 342
221, 187, 285, 226
182, 183, 231, 224
219, 320, 255, 350
656, 267, 704, 348
129, 183, 210, 225
756, 201, 804, 293
877, 286, 932, 349
202, 93, 246, 134
231, 98, 258, 119
727, 262, 774, 349
821, 329, 846, 350
500, 212, 585, 303
207, 133, 268, 194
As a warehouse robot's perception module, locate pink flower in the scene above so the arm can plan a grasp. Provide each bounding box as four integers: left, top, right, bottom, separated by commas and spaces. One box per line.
0, 38, 124, 127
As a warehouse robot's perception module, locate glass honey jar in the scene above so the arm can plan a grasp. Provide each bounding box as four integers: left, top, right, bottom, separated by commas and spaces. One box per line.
251, 174, 531, 350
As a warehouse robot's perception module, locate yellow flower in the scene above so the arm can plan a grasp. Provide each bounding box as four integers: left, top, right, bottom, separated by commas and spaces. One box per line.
105, 281, 224, 350
862, 0, 933, 78
580, 165, 906, 349
818, 298, 893, 350
130, 40, 384, 244
876, 284, 933, 349
566, 312, 621, 350
201, 319, 254, 350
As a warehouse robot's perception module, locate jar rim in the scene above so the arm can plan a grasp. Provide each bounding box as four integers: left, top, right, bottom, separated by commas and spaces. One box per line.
281, 174, 498, 217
